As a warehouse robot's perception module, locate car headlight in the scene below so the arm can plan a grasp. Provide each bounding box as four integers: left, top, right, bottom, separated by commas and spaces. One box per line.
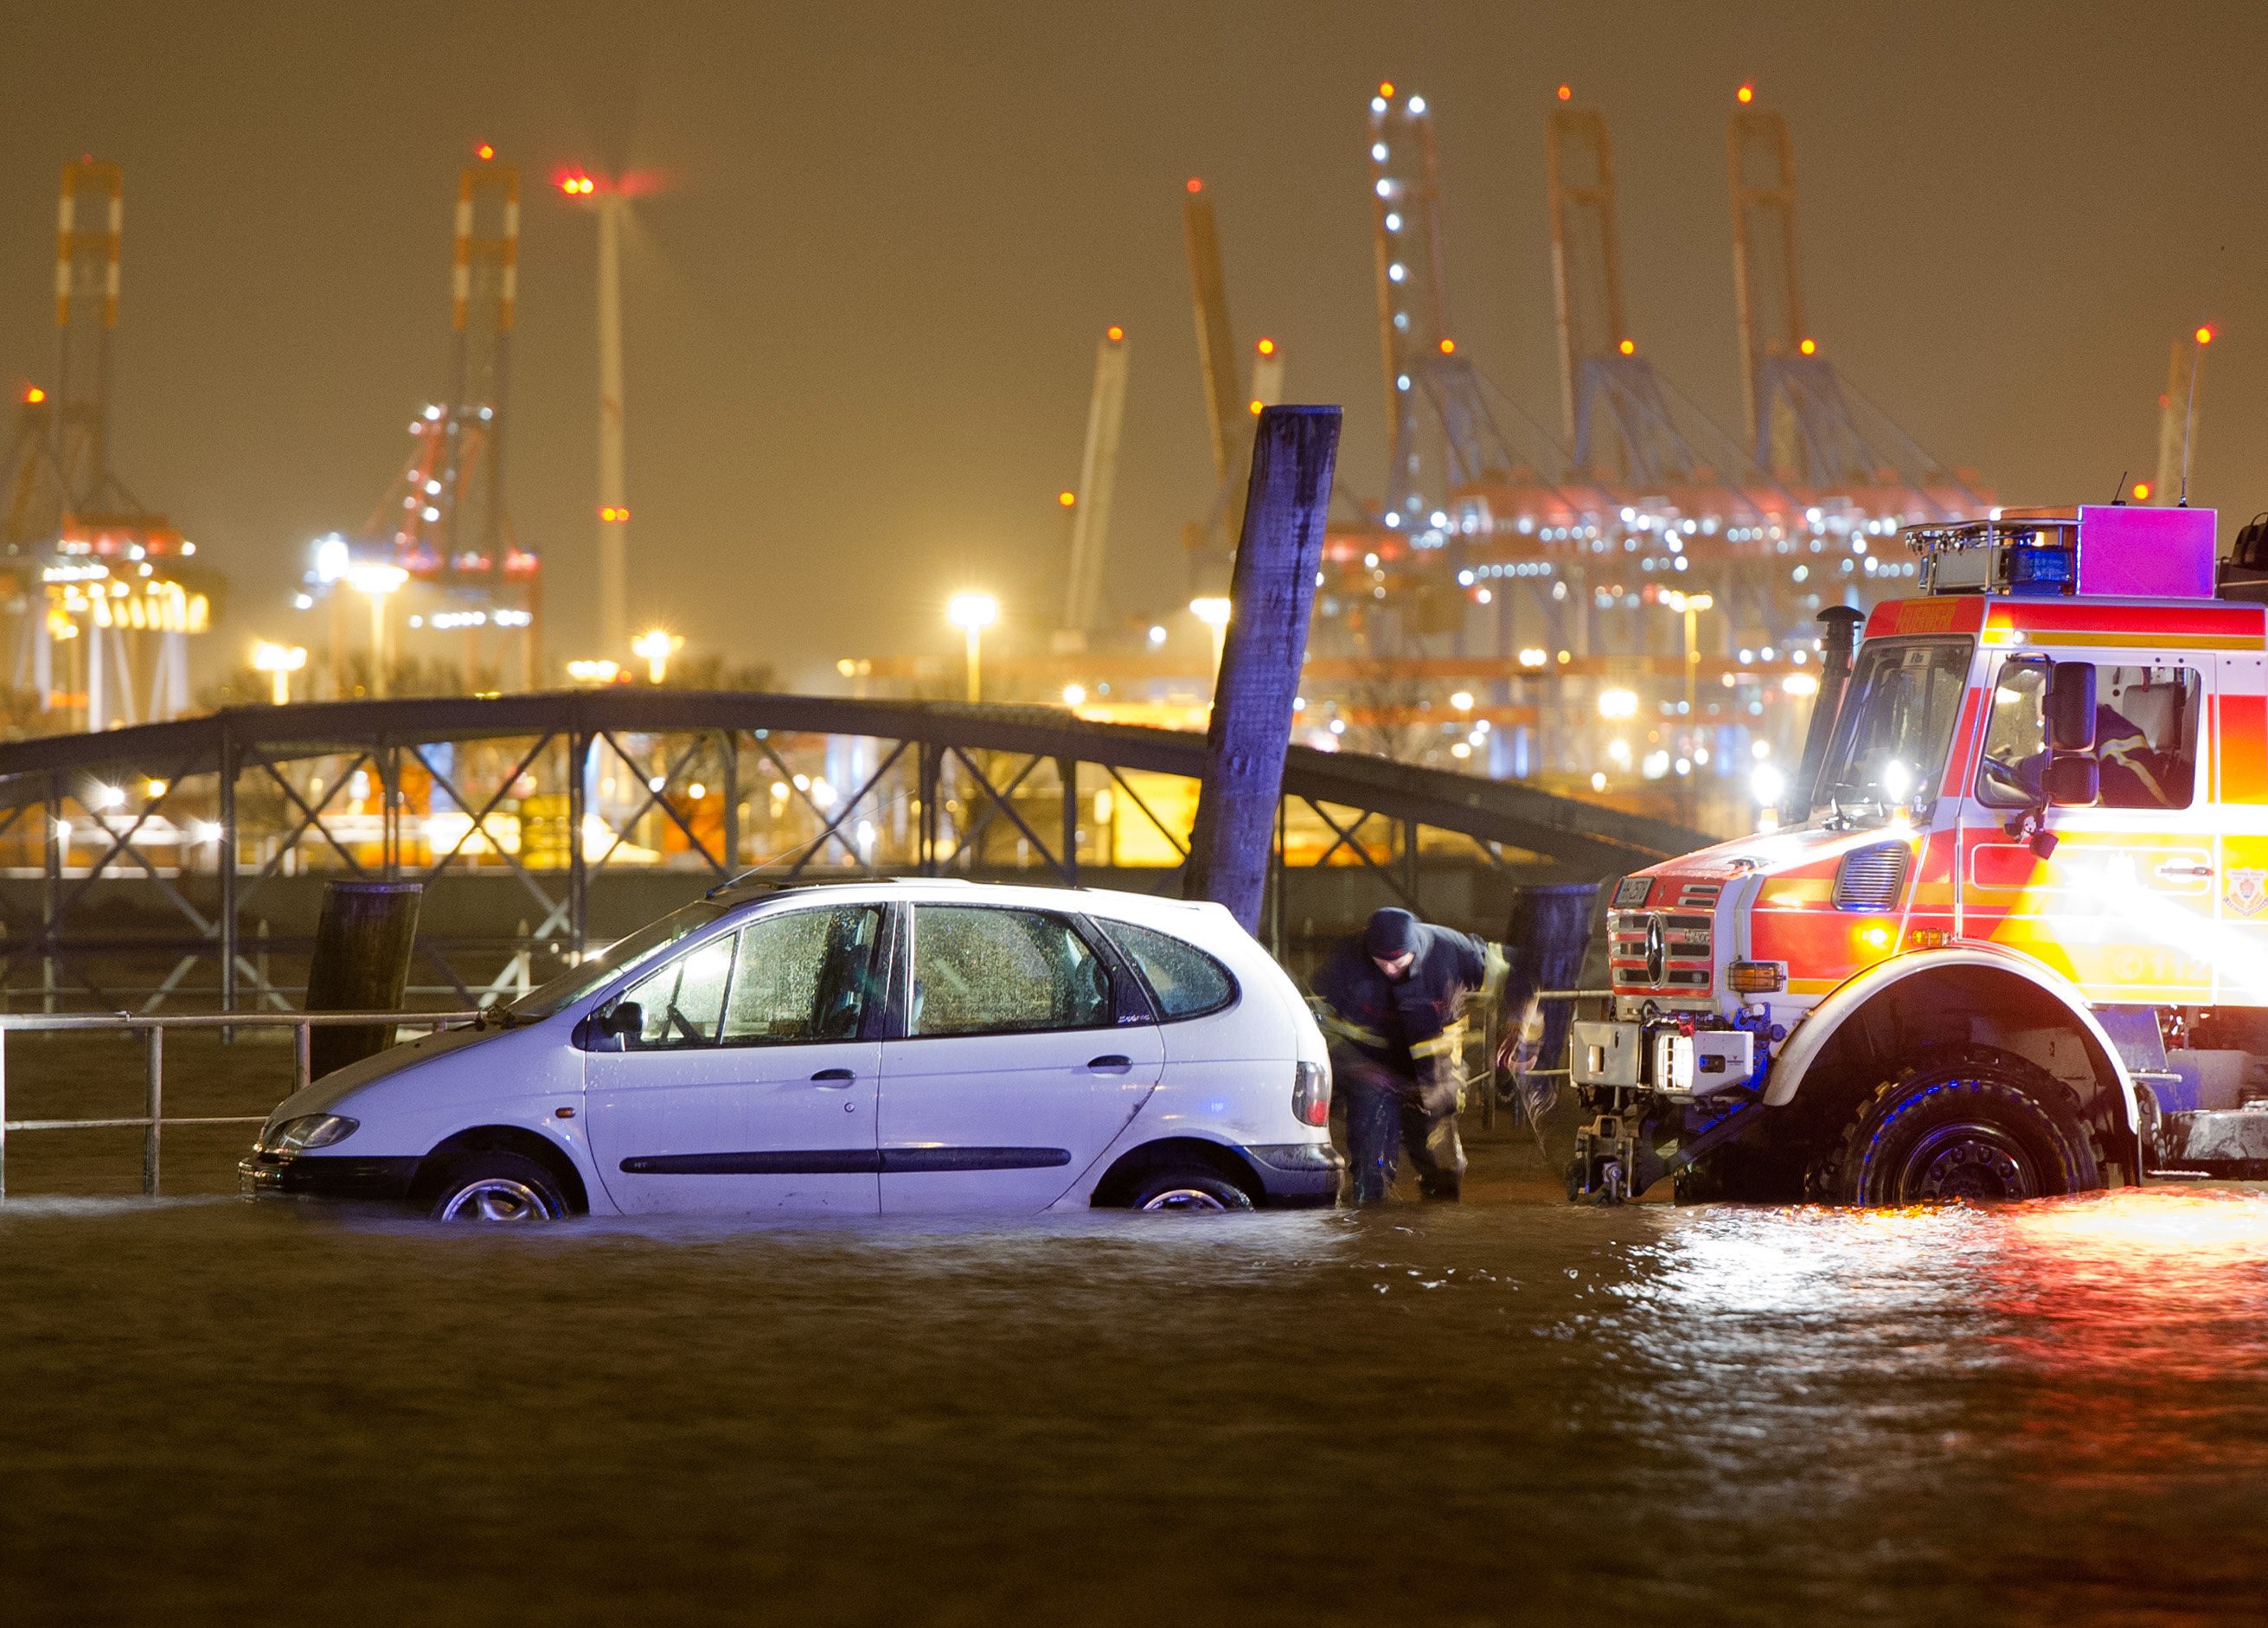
263, 1114, 359, 1152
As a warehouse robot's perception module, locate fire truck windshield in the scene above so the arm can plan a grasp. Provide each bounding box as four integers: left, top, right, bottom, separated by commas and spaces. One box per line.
1815, 638, 1972, 822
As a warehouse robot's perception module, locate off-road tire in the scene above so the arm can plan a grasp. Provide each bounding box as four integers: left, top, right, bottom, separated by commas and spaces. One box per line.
1807, 1048, 2100, 1206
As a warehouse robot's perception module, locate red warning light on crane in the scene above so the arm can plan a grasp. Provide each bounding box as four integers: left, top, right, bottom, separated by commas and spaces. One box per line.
1185, 177, 1202, 194
1618, 338, 1636, 356
477, 143, 495, 160
1737, 83, 1754, 104
1379, 81, 1394, 97
2196, 324, 2216, 346
599, 506, 630, 522
561, 175, 595, 195
1556, 84, 1573, 101
22, 387, 45, 404
1798, 337, 1816, 356
1106, 324, 1124, 342
1438, 338, 1456, 355
1058, 490, 1076, 508
1256, 337, 1276, 356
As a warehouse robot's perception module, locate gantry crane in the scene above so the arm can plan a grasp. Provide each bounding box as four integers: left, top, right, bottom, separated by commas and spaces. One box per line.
1060, 324, 1128, 641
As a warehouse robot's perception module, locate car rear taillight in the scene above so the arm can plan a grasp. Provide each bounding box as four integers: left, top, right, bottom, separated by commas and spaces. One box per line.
1293, 1061, 1330, 1127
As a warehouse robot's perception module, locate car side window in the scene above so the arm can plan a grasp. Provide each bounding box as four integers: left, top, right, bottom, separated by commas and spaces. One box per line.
1092, 919, 1236, 1019
721, 906, 885, 1045
909, 906, 1112, 1037
624, 933, 736, 1048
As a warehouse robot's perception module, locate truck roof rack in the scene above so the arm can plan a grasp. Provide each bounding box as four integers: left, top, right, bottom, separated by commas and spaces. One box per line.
1904, 504, 2216, 600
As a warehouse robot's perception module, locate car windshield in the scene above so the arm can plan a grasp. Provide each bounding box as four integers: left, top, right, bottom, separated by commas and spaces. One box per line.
504, 900, 728, 1021
1814, 638, 1972, 823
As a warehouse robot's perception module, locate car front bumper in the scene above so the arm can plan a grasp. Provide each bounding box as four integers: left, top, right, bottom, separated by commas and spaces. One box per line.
239, 1147, 421, 1202
1240, 1141, 1346, 1207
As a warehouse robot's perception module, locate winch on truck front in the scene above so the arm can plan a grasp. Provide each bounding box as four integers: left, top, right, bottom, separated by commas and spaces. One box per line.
1568, 503, 2268, 1205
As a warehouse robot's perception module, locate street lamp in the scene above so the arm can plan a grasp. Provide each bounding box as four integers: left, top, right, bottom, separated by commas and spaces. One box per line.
251, 641, 307, 707
947, 593, 999, 703
1189, 596, 1232, 671
632, 628, 682, 685
346, 563, 408, 697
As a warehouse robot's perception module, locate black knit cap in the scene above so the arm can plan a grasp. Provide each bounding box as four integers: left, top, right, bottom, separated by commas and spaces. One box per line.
1363, 907, 1418, 959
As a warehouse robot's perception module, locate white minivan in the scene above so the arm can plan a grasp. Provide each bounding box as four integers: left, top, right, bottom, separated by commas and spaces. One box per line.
240, 880, 1341, 1221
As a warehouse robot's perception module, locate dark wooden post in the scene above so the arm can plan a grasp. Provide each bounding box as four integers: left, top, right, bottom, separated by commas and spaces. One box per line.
1183, 405, 1341, 934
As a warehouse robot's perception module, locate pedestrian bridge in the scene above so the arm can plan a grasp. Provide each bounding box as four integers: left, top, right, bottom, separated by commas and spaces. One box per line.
0, 690, 1707, 1011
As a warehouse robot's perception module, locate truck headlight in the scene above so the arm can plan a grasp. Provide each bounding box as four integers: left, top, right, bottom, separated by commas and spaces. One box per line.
263, 1114, 359, 1152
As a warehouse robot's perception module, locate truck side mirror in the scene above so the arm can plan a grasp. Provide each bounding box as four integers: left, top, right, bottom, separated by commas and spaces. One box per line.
2048, 663, 2097, 753
2044, 753, 2098, 807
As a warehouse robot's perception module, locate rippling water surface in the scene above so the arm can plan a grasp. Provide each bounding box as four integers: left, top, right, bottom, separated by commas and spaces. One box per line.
5, 1177, 2268, 1625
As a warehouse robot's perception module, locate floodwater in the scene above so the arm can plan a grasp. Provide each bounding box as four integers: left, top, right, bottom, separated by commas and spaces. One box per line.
5, 1091, 2268, 1622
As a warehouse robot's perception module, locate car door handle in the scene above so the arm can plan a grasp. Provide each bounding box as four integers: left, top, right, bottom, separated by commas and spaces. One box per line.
810, 1067, 857, 1088
1086, 1054, 1133, 1074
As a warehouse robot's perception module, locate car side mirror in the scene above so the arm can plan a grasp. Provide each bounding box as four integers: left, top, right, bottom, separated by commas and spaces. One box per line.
600, 1001, 643, 1042
2048, 663, 2097, 753
2045, 753, 2098, 808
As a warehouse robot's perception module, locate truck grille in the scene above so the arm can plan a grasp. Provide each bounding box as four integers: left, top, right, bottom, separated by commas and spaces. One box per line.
1833, 843, 1911, 911
1608, 908, 1714, 993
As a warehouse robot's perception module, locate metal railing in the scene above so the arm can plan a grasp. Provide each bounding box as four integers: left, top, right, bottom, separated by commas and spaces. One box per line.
0, 1009, 477, 1199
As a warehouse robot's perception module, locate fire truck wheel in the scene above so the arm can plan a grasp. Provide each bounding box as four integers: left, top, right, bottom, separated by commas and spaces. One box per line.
1815, 1050, 2100, 1206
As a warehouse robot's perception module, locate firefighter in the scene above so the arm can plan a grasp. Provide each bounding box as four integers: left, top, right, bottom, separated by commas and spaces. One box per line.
1310, 907, 1504, 1205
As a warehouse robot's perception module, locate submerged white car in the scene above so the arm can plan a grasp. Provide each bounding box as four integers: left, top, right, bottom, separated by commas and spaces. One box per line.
240, 879, 1340, 1221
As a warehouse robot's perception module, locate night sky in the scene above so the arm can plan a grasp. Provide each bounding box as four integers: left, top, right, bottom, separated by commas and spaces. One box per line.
3, 1, 2263, 688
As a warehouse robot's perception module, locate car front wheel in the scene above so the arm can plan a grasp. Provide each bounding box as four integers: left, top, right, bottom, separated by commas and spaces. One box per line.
1126, 1168, 1255, 1213
427, 1151, 572, 1223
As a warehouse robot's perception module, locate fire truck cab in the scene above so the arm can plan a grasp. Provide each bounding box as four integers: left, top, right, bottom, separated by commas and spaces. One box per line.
1569, 503, 2268, 1204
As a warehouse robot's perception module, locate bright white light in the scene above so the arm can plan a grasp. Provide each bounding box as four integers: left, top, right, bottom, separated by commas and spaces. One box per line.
1458, 569, 1474, 586
1451, 742, 1471, 760
1061, 683, 1086, 708
1384, 212, 1401, 231
424, 479, 442, 497
1329, 719, 1346, 735
1407, 95, 1426, 113
946, 593, 999, 631
1387, 263, 1406, 282
1598, 687, 1639, 720
292, 593, 314, 611
1608, 738, 1632, 766
1430, 510, 1448, 528
1374, 179, 1392, 196
1591, 772, 1607, 792
1147, 625, 1167, 647
347, 562, 408, 596
190, 820, 223, 843
1383, 512, 1400, 528
421, 506, 441, 522
1371, 96, 1387, 112
1784, 671, 1820, 697
1371, 142, 1388, 161
1752, 765, 1786, 804
647, 775, 666, 793
1188, 596, 1232, 629
313, 535, 350, 583
1883, 759, 1913, 801
1395, 374, 1410, 390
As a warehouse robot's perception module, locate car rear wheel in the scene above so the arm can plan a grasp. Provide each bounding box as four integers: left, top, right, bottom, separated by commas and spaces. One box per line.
428, 1151, 572, 1223
1127, 1169, 1255, 1213
1811, 1048, 2100, 1205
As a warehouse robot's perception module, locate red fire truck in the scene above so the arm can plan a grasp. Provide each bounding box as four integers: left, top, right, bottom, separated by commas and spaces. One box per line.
1570, 503, 2268, 1204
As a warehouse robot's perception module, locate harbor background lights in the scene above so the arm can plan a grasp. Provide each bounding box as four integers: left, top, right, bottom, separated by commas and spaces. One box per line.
946, 593, 998, 703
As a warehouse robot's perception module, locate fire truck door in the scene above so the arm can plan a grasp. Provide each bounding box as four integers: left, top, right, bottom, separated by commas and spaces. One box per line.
1959, 654, 2214, 1003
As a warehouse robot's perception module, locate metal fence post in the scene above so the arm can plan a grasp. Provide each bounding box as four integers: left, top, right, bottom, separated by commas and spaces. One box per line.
1058, 758, 1079, 887
42, 773, 61, 1015
0, 1024, 9, 1201
721, 730, 740, 872
568, 727, 590, 954
219, 721, 238, 1027
143, 1023, 162, 1196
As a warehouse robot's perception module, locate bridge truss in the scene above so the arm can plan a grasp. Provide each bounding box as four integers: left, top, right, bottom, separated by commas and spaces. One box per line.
0, 692, 1703, 1014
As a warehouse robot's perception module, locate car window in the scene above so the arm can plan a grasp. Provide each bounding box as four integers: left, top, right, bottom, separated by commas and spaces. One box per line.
624, 933, 736, 1048
1093, 919, 1236, 1019
910, 906, 1111, 1036
507, 900, 726, 1020
1976, 658, 2048, 807
721, 905, 885, 1045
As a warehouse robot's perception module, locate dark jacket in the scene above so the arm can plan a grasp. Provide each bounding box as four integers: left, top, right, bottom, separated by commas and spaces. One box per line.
1311, 922, 1500, 1080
